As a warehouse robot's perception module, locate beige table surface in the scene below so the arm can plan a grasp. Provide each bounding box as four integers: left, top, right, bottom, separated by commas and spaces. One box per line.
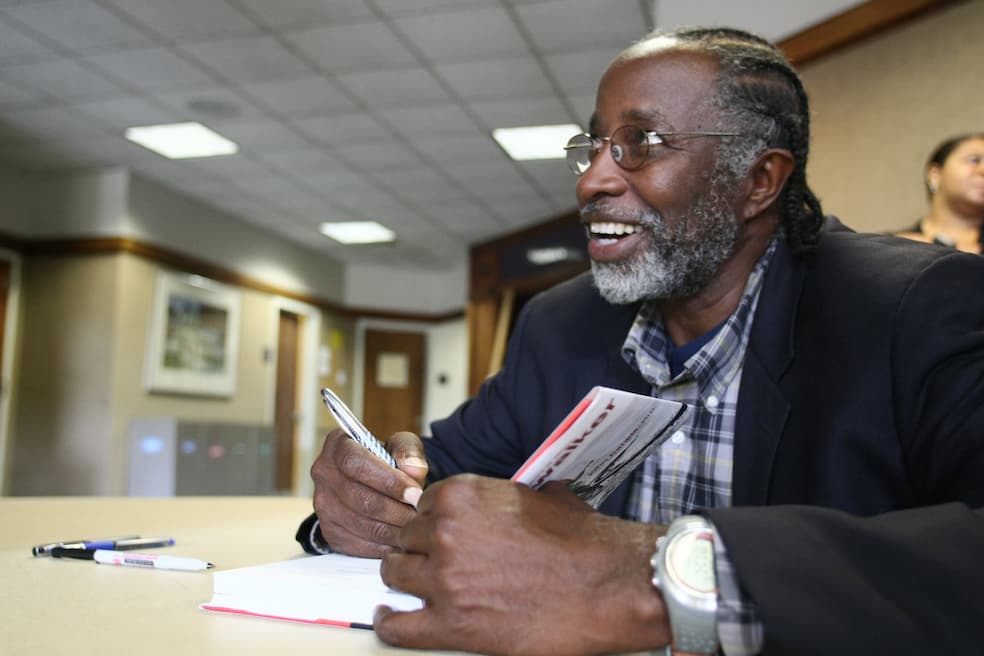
0, 496, 465, 656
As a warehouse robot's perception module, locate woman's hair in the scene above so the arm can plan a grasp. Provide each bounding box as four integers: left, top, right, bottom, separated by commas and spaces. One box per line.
925, 133, 984, 197
620, 27, 825, 255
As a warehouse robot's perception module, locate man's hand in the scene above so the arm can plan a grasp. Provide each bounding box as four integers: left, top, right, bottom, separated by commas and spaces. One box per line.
310, 429, 428, 558
375, 475, 672, 656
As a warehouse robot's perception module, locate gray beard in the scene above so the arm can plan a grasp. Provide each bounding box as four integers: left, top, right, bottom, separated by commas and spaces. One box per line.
586, 184, 740, 304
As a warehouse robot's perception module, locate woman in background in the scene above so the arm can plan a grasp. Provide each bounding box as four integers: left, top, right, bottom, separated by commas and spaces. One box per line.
895, 133, 984, 254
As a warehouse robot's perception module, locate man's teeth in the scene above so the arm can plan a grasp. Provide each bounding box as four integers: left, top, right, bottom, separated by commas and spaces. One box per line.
590, 222, 638, 237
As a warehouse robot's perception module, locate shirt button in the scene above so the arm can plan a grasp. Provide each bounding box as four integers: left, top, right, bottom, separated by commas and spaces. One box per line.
706, 395, 719, 410
670, 431, 685, 444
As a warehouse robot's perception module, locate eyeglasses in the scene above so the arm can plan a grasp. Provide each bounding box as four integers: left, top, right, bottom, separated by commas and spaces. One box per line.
564, 125, 745, 175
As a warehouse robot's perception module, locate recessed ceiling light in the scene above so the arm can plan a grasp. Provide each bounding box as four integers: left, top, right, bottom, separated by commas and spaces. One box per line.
492, 123, 581, 161
318, 221, 396, 245
124, 121, 238, 159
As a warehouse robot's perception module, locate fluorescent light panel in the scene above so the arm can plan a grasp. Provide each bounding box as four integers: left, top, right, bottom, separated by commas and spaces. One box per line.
125, 122, 238, 159
492, 123, 581, 161
319, 221, 396, 245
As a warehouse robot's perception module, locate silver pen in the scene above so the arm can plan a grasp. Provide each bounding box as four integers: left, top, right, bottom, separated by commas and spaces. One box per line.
321, 388, 398, 468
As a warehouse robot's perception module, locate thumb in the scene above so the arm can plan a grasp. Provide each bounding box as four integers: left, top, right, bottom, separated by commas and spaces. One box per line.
388, 431, 429, 489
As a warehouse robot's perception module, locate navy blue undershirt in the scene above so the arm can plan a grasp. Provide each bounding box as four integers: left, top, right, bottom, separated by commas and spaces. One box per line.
667, 321, 726, 379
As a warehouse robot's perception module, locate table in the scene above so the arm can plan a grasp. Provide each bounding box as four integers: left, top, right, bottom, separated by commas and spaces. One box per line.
0, 496, 462, 656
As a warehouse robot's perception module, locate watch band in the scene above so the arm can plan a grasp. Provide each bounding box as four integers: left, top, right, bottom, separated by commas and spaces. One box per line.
651, 515, 719, 654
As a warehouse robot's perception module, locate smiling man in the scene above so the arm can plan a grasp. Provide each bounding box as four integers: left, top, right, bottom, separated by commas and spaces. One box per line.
303, 27, 984, 656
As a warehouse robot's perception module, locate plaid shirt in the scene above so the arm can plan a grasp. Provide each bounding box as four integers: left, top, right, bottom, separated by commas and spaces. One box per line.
622, 240, 778, 656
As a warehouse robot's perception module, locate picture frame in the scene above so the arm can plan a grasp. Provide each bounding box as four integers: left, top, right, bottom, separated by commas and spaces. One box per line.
144, 271, 241, 397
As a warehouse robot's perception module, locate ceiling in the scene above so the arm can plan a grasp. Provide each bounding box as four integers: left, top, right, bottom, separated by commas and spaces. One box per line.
0, 0, 861, 271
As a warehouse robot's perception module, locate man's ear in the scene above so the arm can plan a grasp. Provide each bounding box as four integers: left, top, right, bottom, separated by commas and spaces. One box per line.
740, 149, 795, 220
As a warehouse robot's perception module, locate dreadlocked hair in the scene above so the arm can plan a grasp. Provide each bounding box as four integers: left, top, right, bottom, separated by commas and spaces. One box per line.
626, 27, 825, 254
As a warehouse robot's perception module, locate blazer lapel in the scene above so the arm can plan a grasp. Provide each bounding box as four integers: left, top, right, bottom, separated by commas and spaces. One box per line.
732, 239, 806, 506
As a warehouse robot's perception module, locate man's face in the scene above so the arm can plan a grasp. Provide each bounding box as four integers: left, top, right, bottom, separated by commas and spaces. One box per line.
576, 49, 744, 304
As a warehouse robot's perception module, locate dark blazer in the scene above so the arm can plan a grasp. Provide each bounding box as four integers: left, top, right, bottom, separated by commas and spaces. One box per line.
707, 502, 984, 654
425, 219, 984, 515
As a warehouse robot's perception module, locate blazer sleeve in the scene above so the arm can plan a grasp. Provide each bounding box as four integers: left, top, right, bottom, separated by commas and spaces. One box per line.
707, 503, 984, 654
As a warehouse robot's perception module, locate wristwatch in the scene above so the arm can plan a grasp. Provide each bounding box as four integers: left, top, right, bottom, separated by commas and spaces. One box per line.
650, 515, 719, 654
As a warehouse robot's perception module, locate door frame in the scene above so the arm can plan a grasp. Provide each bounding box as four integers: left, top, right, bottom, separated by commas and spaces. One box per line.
0, 248, 21, 495
266, 296, 320, 498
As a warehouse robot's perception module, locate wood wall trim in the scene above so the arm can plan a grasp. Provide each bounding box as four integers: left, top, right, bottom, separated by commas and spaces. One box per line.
14, 234, 463, 323
778, 0, 963, 65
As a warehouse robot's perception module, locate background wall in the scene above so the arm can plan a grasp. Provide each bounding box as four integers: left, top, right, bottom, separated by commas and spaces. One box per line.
803, 1, 983, 234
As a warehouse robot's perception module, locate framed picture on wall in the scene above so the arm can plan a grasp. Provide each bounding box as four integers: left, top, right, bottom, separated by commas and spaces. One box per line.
144, 271, 241, 397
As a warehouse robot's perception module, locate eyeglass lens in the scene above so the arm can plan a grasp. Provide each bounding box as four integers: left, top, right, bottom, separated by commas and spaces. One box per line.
565, 126, 653, 175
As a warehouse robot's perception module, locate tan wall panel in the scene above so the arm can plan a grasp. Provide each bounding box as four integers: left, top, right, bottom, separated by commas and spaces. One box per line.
803, 1, 983, 234
11, 254, 117, 494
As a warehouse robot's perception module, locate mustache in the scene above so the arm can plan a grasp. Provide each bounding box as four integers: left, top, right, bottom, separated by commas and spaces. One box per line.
579, 201, 661, 228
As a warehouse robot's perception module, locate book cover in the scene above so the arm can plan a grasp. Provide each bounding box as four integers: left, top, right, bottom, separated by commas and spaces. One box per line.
200, 553, 422, 628
512, 386, 689, 508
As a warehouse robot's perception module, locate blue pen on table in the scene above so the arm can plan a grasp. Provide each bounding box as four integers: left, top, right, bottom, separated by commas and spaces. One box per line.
34, 536, 175, 556
32, 535, 140, 557
50, 547, 213, 571
321, 387, 397, 468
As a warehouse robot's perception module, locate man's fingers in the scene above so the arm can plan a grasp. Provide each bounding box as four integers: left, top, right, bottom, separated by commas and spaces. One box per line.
388, 431, 429, 487
319, 507, 404, 557
380, 552, 429, 596
374, 606, 448, 651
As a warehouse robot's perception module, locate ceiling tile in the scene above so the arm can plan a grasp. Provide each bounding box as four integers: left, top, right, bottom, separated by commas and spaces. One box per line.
374, 0, 490, 18
515, 0, 648, 54
469, 96, 576, 130
285, 22, 418, 74
392, 6, 529, 63
206, 117, 306, 150
71, 95, 180, 131
411, 133, 506, 165
238, 75, 358, 116
252, 146, 345, 175
0, 76, 43, 110
291, 112, 390, 146
289, 168, 374, 191
0, 57, 122, 99
436, 57, 554, 101
153, 86, 267, 121
0, 16, 54, 63
336, 67, 451, 108
180, 35, 311, 82
1, 0, 153, 53
545, 46, 624, 96
238, 0, 374, 29
101, 0, 259, 41
85, 46, 214, 92
331, 140, 423, 172
185, 153, 276, 181
439, 155, 529, 187
565, 92, 597, 126
378, 103, 479, 137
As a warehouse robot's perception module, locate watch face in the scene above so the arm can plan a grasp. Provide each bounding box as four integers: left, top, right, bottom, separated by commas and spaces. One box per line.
666, 530, 716, 594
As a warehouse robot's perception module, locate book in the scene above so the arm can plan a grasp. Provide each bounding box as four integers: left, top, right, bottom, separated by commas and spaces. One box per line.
200, 553, 422, 628
511, 386, 689, 508
202, 386, 689, 629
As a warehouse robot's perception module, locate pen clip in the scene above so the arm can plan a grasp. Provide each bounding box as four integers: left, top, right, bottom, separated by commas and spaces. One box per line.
321, 388, 370, 443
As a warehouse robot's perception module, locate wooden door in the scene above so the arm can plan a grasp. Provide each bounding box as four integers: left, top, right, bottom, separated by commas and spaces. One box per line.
0, 260, 8, 382
363, 329, 425, 439
274, 310, 299, 492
